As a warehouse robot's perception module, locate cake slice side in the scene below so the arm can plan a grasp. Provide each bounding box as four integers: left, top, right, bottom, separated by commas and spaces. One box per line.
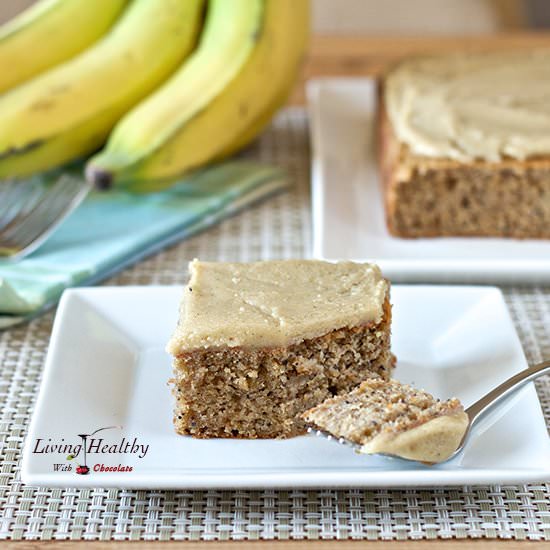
171, 296, 394, 439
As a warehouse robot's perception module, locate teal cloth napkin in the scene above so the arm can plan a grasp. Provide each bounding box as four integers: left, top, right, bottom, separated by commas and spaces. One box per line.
0, 160, 287, 328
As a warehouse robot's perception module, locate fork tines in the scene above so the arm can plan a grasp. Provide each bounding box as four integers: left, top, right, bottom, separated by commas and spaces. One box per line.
0, 174, 91, 259
306, 426, 362, 452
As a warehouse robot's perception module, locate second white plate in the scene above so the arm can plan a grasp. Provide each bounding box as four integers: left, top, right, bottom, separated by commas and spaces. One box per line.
308, 78, 550, 284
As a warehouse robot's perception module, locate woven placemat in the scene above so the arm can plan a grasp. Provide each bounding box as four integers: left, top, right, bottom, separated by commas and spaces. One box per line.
0, 109, 548, 541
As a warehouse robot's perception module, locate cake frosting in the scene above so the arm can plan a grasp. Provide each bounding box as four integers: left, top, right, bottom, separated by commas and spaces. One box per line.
361, 412, 469, 463
167, 259, 388, 352
385, 50, 550, 162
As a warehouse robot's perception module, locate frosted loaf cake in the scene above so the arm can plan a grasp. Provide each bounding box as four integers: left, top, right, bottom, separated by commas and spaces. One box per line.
380, 50, 550, 238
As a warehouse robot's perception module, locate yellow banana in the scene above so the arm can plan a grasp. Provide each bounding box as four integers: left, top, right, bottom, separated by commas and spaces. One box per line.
0, 0, 204, 179
0, 0, 127, 94
216, 65, 302, 160
86, 0, 309, 191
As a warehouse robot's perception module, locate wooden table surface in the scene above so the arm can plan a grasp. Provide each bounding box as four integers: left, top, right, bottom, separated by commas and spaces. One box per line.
290, 32, 550, 105
15, 33, 550, 549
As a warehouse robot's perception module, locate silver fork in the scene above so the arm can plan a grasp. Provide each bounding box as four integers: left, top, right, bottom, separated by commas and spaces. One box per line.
307, 360, 550, 465
0, 174, 92, 260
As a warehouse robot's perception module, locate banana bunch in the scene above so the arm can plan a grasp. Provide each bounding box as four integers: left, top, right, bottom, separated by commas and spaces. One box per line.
0, 0, 309, 192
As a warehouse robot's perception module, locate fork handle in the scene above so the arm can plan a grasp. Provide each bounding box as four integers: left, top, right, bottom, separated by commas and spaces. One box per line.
465, 360, 550, 424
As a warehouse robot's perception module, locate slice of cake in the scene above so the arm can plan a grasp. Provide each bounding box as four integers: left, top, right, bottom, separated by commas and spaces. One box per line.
166, 259, 394, 439
302, 378, 468, 463
380, 50, 550, 239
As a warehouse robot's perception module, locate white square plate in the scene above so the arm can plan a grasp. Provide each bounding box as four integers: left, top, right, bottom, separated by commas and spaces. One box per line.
22, 286, 549, 488
308, 78, 550, 284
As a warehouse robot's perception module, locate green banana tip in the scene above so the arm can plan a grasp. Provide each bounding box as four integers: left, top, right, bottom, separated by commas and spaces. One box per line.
85, 163, 113, 191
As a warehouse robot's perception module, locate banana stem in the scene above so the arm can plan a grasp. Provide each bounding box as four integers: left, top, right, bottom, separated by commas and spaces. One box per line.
85, 165, 113, 190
